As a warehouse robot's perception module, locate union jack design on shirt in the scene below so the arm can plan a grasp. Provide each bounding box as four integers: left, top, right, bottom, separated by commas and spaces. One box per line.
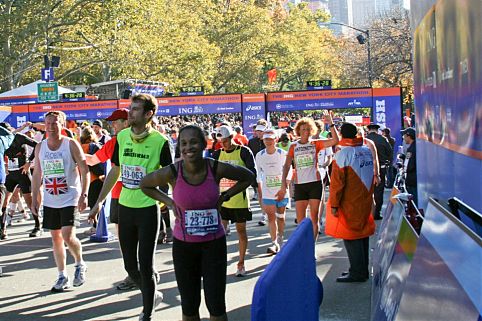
45, 176, 69, 195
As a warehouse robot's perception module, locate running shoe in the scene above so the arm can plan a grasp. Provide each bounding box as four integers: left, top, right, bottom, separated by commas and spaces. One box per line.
157, 230, 166, 244
138, 291, 163, 321
165, 227, 173, 243
235, 265, 246, 277
73, 263, 87, 287
154, 290, 163, 308
267, 242, 280, 255
51, 275, 70, 292
276, 235, 284, 248
0, 229, 7, 240
258, 214, 267, 226
29, 227, 42, 237
116, 275, 138, 290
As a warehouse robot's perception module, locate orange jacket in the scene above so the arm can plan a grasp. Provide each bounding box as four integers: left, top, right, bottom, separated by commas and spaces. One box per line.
325, 138, 375, 240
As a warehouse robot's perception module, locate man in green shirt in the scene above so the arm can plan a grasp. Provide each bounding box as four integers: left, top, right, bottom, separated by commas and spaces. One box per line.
89, 94, 172, 321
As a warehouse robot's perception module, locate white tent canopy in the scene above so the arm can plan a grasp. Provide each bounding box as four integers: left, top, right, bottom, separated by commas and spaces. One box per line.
0, 80, 74, 97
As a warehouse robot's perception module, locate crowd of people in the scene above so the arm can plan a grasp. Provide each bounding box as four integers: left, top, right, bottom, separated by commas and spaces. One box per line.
0, 92, 417, 320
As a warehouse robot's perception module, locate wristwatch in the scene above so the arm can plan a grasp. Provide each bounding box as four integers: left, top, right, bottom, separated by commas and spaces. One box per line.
80, 193, 88, 198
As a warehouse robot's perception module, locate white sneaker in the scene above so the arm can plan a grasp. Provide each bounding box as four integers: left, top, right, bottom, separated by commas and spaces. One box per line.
51, 275, 70, 292
154, 290, 163, 308
73, 263, 87, 287
258, 214, 267, 226
277, 235, 284, 248
267, 242, 280, 254
235, 265, 246, 277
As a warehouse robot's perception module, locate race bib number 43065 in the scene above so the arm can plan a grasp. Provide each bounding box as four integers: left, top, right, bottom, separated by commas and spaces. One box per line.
185, 209, 219, 236
121, 164, 146, 189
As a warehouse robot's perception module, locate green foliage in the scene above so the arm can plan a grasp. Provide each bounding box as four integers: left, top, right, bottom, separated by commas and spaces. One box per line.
0, 0, 346, 95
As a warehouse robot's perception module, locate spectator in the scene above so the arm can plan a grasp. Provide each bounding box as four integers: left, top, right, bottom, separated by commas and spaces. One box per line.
326, 122, 376, 283
401, 127, 417, 206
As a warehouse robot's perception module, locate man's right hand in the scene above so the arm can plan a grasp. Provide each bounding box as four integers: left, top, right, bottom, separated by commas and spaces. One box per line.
88, 203, 101, 224
275, 187, 286, 202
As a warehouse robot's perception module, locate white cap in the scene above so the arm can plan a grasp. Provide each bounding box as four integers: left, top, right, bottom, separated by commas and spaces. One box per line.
255, 124, 266, 131
216, 125, 234, 139
263, 128, 277, 139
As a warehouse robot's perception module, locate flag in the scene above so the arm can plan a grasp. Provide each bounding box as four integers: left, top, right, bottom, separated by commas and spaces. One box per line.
45, 177, 69, 195
267, 68, 277, 84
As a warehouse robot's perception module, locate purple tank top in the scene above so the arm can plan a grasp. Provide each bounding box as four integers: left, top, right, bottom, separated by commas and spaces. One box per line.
172, 159, 225, 242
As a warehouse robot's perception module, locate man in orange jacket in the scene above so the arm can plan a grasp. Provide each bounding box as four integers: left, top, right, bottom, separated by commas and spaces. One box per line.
326, 122, 375, 283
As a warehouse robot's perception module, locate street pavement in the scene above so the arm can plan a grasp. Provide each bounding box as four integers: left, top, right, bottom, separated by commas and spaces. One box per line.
0, 189, 388, 321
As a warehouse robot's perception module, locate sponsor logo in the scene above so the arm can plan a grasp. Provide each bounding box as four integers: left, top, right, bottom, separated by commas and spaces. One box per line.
276, 104, 282, 110
375, 100, 386, 127
348, 99, 362, 106
245, 105, 262, 112
179, 106, 203, 114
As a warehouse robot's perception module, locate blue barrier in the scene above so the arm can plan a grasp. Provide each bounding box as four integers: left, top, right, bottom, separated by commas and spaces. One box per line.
251, 219, 323, 321
90, 205, 114, 243
395, 198, 482, 320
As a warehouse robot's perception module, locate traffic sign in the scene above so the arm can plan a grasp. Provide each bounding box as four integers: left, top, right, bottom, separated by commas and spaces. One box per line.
41, 67, 55, 82
37, 82, 59, 102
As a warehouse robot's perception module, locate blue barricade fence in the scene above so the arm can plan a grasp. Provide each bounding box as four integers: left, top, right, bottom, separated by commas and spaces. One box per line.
395, 198, 482, 321
251, 219, 323, 321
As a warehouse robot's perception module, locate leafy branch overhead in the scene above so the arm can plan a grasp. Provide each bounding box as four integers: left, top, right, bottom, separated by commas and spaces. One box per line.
0, 0, 412, 95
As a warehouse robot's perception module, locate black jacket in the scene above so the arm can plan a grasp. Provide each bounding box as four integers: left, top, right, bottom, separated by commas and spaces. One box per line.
405, 142, 417, 187
366, 132, 393, 165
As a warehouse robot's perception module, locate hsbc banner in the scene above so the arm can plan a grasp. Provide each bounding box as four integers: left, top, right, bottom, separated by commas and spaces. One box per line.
156, 94, 242, 116
28, 100, 118, 122
242, 93, 266, 137
372, 88, 402, 161
266, 88, 373, 112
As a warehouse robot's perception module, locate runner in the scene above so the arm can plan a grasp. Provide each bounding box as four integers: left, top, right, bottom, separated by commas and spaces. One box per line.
140, 124, 254, 321
277, 111, 339, 239
85, 108, 136, 290
1, 123, 39, 238
0, 126, 15, 240
31, 111, 89, 292
212, 125, 257, 276
88, 94, 172, 321
255, 128, 291, 254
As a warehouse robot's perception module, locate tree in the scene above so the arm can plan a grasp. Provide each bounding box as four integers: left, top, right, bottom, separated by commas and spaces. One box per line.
334, 7, 413, 92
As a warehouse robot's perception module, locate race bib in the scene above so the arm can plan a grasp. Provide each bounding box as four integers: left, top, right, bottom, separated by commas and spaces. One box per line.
8, 158, 20, 171
219, 178, 236, 192
296, 153, 314, 169
265, 175, 282, 188
43, 159, 65, 178
185, 209, 219, 236
121, 164, 146, 189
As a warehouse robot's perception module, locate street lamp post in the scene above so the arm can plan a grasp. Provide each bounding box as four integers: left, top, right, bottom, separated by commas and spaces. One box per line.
324, 22, 372, 87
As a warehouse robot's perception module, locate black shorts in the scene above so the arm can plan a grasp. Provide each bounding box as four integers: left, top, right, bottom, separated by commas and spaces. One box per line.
294, 181, 323, 201
42, 206, 80, 230
220, 207, 252, 224
110, 198, 119, 224
5, 170, 31, 193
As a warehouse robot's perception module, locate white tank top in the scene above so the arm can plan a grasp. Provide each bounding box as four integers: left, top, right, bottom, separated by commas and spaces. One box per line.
40, 138, 81, 208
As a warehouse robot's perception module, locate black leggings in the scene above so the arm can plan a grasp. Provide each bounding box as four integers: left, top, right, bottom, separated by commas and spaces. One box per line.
118, 204, 160, 318
173, 236, 227, 317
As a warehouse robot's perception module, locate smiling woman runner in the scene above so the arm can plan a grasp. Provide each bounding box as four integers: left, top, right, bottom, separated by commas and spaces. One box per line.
140, 124, 254, 321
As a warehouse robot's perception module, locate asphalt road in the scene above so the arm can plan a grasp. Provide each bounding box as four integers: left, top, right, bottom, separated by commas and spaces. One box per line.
0, 189, 385, 321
